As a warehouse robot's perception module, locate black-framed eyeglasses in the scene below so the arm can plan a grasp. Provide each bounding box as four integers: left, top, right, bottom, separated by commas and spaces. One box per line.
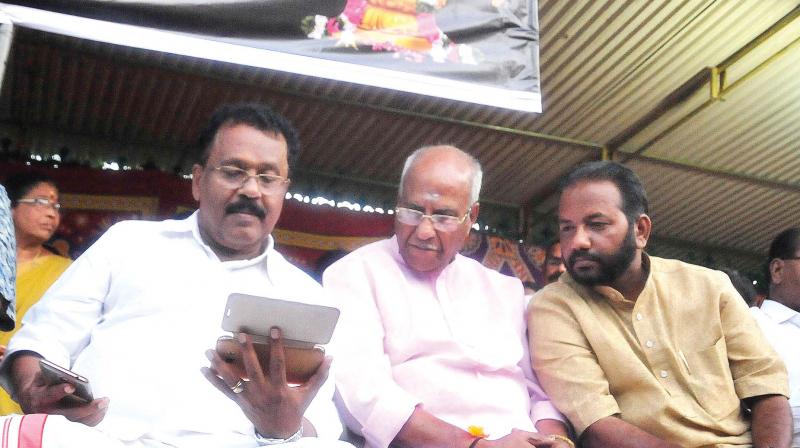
777, 256, 800, 261
211, 165, 290, 195
17, 198, 61, 211
394, 207, 470, 232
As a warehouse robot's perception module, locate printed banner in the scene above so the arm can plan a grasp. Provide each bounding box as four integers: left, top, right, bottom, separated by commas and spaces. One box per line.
1, 0, 541, 111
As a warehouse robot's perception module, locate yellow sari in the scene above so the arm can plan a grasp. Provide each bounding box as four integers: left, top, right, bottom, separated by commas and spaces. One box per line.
0, 253, 71, 415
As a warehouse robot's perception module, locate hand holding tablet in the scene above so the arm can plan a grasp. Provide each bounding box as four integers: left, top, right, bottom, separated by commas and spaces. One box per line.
216, 293, 340, 385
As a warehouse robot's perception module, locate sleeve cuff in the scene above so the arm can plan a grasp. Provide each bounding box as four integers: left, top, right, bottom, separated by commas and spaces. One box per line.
5, 339, 70, 368
531, 400, 566, 424
362, 387, 420, 448
734, 375, 790, 401
0, 340, 70, 399
569, 395, 620, 436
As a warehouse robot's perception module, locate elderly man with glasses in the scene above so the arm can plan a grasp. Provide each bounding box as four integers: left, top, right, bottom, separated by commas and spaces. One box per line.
324, 145, 572, 448
0, 103, 350, 447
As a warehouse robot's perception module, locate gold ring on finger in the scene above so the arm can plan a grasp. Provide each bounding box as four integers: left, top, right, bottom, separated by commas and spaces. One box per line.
230, 378, 247, 394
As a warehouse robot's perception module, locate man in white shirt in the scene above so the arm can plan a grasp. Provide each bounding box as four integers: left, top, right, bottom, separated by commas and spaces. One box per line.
0, 103, 349, 448
326, 145, 571, 448
752, 227, 800, 446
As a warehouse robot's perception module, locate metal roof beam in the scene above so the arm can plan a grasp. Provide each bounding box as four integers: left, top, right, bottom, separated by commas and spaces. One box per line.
608, 5, 800, 160
629, 154, 800, 195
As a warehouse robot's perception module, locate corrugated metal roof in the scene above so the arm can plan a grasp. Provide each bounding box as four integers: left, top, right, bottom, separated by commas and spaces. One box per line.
534, 0, 799, 141
629, 157, 800, 253
1, 1, 799, 273
640, 36, 800, 185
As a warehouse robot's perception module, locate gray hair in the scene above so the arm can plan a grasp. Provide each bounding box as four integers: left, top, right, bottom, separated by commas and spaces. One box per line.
399, 145, 483, 204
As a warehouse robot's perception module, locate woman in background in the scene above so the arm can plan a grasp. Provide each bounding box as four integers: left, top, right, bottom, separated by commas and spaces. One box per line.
0, 172, 71, 415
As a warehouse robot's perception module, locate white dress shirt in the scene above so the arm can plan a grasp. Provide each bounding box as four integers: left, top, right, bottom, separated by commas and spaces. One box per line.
325, 237, 564, 448
751, 299, 800, 446
1, 213, 343, 447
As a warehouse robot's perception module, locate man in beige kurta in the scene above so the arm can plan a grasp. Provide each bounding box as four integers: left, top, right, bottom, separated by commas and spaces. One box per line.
529, 161, 791, 448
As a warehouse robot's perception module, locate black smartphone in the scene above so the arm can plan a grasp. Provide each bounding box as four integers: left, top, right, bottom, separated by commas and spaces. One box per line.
38, 359, 94, 404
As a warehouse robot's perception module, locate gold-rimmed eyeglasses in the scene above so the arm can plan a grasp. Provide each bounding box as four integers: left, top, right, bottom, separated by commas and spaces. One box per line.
17, 198, 61, 211
394, 207, 470, 232
211, 165, 290, 195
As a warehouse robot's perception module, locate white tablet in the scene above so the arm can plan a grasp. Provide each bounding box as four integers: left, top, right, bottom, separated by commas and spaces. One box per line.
221, 293, 339, 345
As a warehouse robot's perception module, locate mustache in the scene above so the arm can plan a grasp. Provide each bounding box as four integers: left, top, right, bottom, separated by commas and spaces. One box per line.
224, 200, 266, 219
568, 250, 601, 266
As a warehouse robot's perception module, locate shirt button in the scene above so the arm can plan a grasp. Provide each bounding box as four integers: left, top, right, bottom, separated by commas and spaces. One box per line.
646, 340, 654, 348
636, 313, 643, 321
660, 370, 668, 378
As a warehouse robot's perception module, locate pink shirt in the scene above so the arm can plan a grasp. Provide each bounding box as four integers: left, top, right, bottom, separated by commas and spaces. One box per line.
324, 237, 563, 448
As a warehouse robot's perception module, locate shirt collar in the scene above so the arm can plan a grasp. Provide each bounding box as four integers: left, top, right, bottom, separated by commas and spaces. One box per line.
760, 299, 800, 325
159, 211, 198, 233
164, 211, 274, 270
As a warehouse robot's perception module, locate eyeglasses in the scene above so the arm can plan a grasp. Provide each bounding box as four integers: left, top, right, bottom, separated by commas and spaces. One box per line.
17, 198, 61, 211
394, 207, 470, 232
211, 165, 290, 195
778, 256, 800, 261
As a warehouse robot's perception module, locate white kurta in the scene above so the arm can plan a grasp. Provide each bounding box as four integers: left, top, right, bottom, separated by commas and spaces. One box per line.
0, 213, 346, 447
751, 300, 800, 447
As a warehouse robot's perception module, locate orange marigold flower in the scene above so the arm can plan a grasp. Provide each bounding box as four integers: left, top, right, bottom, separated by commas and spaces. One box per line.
467, 425, 487, 438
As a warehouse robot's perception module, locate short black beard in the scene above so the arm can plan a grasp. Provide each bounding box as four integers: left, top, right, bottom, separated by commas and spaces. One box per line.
567, 225, 637, 287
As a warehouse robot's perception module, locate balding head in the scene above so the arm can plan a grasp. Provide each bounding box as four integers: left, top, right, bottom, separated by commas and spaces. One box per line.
399, 145, 482, 205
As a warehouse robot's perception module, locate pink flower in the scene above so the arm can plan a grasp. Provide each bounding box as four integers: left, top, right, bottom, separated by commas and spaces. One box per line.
416, 13, 439, 41
342, 0, 367, 24
326, 18, 341, 35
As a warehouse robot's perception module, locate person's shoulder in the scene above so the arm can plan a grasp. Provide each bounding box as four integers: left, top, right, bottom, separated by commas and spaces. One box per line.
85, 219, 188, 254
649, 255, 727, 281
45, 253, 72, 269
754, 300, 797, 325
749, 305, 771, 325
454, 253, 519, 284
270, 250, 322, 289
82, 219, 147, 246
530, 280, 581, 308
326, 238, 395, 273
103, 218, 173, 236
650, 257, 733, 293
348, 238, 393, 258
268, 252, 327, 306
447, 256, 527, 308
649, 255, 711, 274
